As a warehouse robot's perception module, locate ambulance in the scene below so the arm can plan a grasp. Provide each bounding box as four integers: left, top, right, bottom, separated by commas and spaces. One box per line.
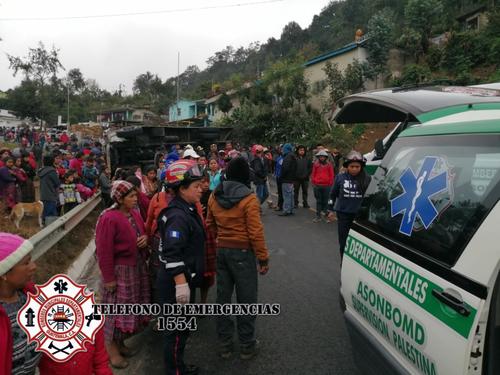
333, 85, 500, 375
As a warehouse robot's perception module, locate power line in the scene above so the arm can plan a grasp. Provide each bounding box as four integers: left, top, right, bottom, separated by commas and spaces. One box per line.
0, 0, 285, 22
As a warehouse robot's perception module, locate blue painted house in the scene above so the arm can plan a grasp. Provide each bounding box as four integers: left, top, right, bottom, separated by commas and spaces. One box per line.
168, 99, 207, 126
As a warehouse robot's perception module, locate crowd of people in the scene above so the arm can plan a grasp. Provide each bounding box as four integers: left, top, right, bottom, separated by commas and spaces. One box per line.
1, 136, 371, 375
0, 127, 109, 224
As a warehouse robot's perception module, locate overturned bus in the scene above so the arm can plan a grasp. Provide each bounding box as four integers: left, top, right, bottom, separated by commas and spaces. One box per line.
106, 125, 233, 170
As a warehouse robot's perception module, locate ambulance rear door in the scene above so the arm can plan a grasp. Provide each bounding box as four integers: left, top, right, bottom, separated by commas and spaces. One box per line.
342, 132, 500, 375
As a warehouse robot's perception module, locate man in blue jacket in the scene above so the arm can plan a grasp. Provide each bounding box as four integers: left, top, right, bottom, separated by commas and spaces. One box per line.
278, 143, 296, 216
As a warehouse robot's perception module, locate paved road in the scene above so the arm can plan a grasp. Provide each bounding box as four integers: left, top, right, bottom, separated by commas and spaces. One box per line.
80, 192, 360, 375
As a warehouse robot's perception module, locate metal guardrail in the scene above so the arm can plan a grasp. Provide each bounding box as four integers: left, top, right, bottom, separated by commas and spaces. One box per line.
30, 192, 102, 261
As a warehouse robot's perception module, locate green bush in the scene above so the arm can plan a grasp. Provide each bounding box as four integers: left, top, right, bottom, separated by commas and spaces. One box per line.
488, 37, 500, 63
454, 71, 478, 86
488, 69, 500, 83
352, 124, 366, 140
400, 64, 432, 85
442, 32, 490, 74
321, 125, 357, 153
425, 46, 443, 68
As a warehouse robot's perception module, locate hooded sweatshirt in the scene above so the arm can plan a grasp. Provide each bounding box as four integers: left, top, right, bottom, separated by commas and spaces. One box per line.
311, 160, 334, 186
206, 181, 269, 265
280, 143, 297, 183
38, 166, 60, 202
328, 171, 371, 214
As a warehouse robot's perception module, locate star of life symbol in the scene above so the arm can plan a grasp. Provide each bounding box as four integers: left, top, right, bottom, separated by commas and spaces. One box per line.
390, 156, 451, 236
17, 274, 104, 362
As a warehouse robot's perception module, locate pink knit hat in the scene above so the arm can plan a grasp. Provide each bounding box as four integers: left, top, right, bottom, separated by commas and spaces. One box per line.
0, 233, 33, 276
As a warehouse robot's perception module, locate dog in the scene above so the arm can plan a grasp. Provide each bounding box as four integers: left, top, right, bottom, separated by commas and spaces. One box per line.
10, 201, 44, 229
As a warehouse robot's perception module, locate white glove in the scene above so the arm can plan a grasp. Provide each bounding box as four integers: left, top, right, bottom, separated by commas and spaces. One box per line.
175, 283, 190, 304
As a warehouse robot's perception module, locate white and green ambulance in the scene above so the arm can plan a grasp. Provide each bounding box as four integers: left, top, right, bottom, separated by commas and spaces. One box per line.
334, 87, 500, 375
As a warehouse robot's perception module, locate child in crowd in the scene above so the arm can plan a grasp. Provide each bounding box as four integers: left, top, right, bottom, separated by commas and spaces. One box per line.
82, 157, 99, 191
142, 165, 158, 199
217, 149, 226, 169
328, 151, 371, 260
59, 169, 82, 215
74, 169, 93, 201
208, 158, 222, 191
157, 160, 166, 183
198, 155, 208, 173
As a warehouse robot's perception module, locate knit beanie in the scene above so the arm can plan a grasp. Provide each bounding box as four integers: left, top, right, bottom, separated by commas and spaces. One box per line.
0, 233, 33, 276
226, 157, 250, 186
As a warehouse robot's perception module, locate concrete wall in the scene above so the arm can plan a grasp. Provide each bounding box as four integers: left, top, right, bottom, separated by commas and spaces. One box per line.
304, 47, 374, 113
210, 96, 240, 123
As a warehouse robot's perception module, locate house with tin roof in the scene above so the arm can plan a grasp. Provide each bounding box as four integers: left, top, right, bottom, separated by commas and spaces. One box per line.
304, 32, 376, 112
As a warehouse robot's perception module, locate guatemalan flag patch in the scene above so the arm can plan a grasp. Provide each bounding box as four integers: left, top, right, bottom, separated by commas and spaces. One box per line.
169, 231, 180, 239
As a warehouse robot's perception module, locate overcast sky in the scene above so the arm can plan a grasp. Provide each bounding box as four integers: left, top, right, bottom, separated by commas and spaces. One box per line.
0, 0, 330, 93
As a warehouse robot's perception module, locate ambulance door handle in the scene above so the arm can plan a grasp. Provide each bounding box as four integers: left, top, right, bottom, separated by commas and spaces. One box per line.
432, 289, 471, 317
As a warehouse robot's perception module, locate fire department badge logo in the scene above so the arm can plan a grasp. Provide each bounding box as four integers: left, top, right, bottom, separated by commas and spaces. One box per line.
17, 274, 104, 362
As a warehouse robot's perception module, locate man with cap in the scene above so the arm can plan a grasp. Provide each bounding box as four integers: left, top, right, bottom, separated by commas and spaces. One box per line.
183, 148, 200, 160
206, 157, 270, 360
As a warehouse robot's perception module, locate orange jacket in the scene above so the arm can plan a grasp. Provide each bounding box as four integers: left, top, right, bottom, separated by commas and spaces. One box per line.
206, 191, 269, 265
145, 191, 173, 236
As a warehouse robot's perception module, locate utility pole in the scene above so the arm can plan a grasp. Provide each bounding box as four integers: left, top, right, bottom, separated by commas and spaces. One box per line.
66, 76, 70, 131
176, 52, 180, 126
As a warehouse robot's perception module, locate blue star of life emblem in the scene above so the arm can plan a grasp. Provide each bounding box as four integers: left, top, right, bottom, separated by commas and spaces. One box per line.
390, 156, 450, 236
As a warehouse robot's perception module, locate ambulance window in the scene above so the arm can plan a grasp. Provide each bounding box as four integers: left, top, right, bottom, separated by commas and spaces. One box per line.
357, 134, 500, 266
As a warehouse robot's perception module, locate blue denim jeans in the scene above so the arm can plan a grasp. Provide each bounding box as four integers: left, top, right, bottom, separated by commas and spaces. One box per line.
255, 183, 269, 205
282, 183, 294, 214
42, 200, 58, 223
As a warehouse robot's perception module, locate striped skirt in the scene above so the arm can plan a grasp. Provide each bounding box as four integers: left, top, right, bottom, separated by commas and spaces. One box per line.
102, 254, 151, 342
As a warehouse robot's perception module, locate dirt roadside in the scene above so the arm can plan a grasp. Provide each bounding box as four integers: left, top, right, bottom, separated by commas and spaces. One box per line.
33, 209, 101, 284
